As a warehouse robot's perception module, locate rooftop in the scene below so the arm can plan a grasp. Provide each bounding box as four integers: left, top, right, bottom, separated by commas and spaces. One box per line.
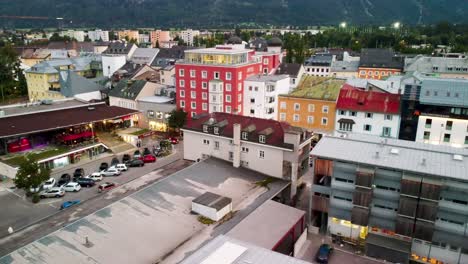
359, 48, 404, 69
283, 76, 344, 101
227, 200, 305, 250
311, 134, 468, 181
0, 98, 87, 117
192, 192, 232, 211
330, 60, 360, 72
336, 84, 401, 114
275, 63, 303, 77
419, 77, 468, 107
0, 102, 137, 139
108, 79, 148, 100
26, 57, 98, 74
245, 74, 289, 82
305, 54, 334, 66
181, 235, 310, 264
137, 95, 174, 104
185, 46, 251, 55
404, 55, 468, 74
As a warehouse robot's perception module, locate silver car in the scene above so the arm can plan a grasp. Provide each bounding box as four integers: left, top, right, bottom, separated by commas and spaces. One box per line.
39, 187, 65, 198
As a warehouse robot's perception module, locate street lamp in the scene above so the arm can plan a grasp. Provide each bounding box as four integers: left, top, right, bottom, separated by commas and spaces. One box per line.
393, 22, 401, 29
339, 22, 347, 29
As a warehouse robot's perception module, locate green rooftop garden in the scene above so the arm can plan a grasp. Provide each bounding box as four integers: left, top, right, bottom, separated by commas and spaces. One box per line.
3, 146, 70, 167
130, 128, 151, 136
285, 76, 344, 101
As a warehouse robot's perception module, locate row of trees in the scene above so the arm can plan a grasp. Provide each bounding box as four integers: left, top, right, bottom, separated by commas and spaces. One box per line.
0, 45, 27, 102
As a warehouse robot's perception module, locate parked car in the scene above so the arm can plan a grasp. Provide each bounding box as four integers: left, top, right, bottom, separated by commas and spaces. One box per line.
133, 150, 142, 159
99, 162, 109, 171
143, 147, 151, 156
168, 137, 179, 144
111, 157, 120, 166
115, 164, 128, 171
63, 182, 81, 192
128, 159, 144, 167
101, 168, 121, 177
98, 182, 116, 193
39, 187, 65, 198
43, 178, 56, 190
122, 154, 131, 164
60, 200, 80, 210
73, 168, 85, 179
315, 244, 333, 264
29, 184, 43, 193
86, 172, 103, 182
57, 174, 71, 186
140, 154, 156, 163
75, 178, 95, 187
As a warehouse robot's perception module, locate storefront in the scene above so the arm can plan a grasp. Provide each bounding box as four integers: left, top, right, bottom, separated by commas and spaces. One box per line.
39, 143, 108, 170
328, 217, 368, 240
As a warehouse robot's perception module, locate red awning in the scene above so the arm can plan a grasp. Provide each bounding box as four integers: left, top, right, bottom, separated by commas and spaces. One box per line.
60, 131, 95, 141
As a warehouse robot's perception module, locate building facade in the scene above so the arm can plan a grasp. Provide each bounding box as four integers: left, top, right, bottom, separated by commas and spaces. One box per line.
149, 30, 171, 47
243, 74, 290, 120
304, 54, 334, 77
182, 112, 312, 199
137, 96, 175, 132
87, 30, 109, 42
117, 30, 140, 43
358, 49, 404, 80
404, 55, 468, 79
275, 63, 305, 90
179, 29, 200, 46
310, 134, 468, 264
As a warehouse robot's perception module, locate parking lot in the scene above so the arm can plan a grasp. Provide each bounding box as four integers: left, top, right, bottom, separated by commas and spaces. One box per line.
0, 143, 183, 239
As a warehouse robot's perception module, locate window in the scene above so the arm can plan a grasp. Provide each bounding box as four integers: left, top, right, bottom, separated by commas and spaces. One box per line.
307, 116, 314, 124
240, 161, 249, 167
248, 86, 253, 91
190, 80, 196, 88
229, 151, 234, 161
263, 58, 269, 64
202, 103, 207, 110
190, 70, 195, 77
202, 71, 207, 78
179, 69, 184, 76
179, 80, 185, 87
180, 100, 185, 107
254, 86, 258, 92
238, 83, 242, 91
382, 127, 391, 137
364, 124, 372, 131
238, 72, 242, 80
242, 147, 249, 152
250, 98, 255, 103
365, 112, 373, 118
259, 150, 265, 159
179, 90, 185, 97
226, 72, 232, 80
322, 106, 329, 113
293, 114, 300, 122
280, 102, 286, 109
202, 92, 207, 100
321, 117, 328, 125
250, 109, 255, 114
280, 113, 286, 121
242, 132, 248, 140
214, 141, 219, 149
308, 104, 315, 112
203, 139, 209, 145
214, 72, 220, 79
191, 91, 196, 99
424, 131, 430, 140
259, 135, 266, 143
339, 110, 346, 115
226, 83, 231, 91
443, 133, 451, 142
226, 106, 231, 113
434, 91, 438, 96
465, 136, 468, 145
294, 103, 300, 111
191, 102, 196, 109
384, 114, 392, 120
147, 110, 155, 118
339, 122, 353, 131
214, 127, 219, 135
360, 70, 366, 75
203, 125, 208, 132
446, 120, 453, 130
238, 94, 242, 102
349, 111, 357, 117
202, 82, 207, 89
226, 95, 231, 102
425, 119, 432, 128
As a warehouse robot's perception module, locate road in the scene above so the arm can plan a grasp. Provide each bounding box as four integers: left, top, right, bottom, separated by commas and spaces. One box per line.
0, 143, 184, 240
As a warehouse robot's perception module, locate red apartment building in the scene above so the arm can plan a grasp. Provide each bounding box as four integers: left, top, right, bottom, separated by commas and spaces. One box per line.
175, 43, 281, 117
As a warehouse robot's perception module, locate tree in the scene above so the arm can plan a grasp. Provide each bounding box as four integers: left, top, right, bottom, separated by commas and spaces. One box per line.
14, 157, 50, 194
167, 109, 188, 131
84, 35, 91, 42
0, 45, 28, 101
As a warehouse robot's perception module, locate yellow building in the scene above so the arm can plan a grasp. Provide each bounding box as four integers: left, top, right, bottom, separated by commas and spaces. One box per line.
21, 49, 51, 67
277, 76, 344, 135
117, 30, 140, 43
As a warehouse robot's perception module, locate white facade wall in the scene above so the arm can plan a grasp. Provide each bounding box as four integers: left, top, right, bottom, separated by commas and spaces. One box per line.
182, 130, 286, 179
411, 240, 468, 264
160, 68, 175, 86
61, 30, 85, 42
415, 115, 468, 148
291, 66, 305, 89
180, 29, 200, 46
243, 77, 290, 120
305, 66, 331, 77
109, 96, 137, 110
334, 110, 400, 138
88, 30, 109, 42
102, 55, 127, 77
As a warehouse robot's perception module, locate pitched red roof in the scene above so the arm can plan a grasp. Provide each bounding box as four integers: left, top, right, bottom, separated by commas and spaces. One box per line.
0, 104, 138, 138
336, 84, 401, 114
184, 112, 305, 150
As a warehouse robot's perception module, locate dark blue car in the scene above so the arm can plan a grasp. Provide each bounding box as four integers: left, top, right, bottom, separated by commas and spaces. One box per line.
315, 244, 333, 263
60, 200, 80, 210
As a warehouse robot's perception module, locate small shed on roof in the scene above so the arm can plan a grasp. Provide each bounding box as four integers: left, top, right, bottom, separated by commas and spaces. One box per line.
192, 192, 232, 221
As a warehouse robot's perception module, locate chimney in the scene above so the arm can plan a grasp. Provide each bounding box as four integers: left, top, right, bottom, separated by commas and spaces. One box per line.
232, 123, 241, 168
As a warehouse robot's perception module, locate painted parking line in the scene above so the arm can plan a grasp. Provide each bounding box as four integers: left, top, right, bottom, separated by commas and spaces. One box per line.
4, 188, 24, 199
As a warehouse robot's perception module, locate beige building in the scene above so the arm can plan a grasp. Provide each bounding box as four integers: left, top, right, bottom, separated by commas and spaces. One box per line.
149, 30, 171, 47
117, 30, 140, 43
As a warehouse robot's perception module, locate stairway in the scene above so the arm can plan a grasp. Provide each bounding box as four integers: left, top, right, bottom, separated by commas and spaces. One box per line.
96, 132, 136, 154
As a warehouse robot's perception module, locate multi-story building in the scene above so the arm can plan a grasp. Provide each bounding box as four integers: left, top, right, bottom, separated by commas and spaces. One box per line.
117, 30, 140, 43
129, 48, 159, 66
108, 79, 161, 110
277, 76, 343, 135
182, 112, 312, 199
275, 63, 305, 90
138, 34, 150, 45
335, 84, 401, 138
101, 41, 138, 77
159, 41, 178, 49
137, 91, 176, 132
149, 30, 171, 47
60, 30, 85, 42
358, 48, 404, 79
243, 74, 290, 120
175, 44, 281, 118
310, 134, 468, 264
87, 29, 109, 42
330, 60, 359, 78
179, 29, 200, 46
304, 54, 334, 77
404, 55, 468, 79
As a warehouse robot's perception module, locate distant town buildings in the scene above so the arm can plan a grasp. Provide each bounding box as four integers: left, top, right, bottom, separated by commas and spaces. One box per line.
149, 30, 171, 47
87, 29, 109, 42
117, 30, 140, 43
178, 29, 200, 46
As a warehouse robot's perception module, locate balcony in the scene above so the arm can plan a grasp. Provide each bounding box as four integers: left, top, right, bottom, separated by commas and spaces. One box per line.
48, 87, 61, 92
331, 178, 355, 192
434, 219, 466, 235
438, 199, 468, 216
311, 195, 329, 212
373, 188, 400, 201
370, 206, 398, 220
312, 184, 331, 196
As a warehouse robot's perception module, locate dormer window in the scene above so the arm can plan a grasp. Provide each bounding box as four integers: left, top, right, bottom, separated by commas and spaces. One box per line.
214, 127, 219, 135
259, 135, 266, 143
241, 132, 248, 140
203, 125, 208, 133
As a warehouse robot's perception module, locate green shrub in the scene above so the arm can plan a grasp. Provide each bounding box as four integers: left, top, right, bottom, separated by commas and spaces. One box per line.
197, 216, 215, 225
32, 194, 40, 203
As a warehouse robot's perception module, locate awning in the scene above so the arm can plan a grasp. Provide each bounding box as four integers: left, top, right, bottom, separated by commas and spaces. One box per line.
338, 118, 356, 124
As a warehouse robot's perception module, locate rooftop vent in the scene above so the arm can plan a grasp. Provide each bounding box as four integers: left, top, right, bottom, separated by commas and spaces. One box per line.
390, 148, 399, 155
453, 154, 463, 161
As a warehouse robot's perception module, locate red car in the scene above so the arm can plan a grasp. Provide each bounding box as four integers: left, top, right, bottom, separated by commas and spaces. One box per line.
98, 182, 116, 193
140, 154, 156, 163
168, 137, 179, 144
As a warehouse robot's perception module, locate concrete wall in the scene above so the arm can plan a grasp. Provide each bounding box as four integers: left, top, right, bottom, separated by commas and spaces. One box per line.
411, 240, 468, 264
334, 111, 400, 138
102, 55, 126, 77
416, 115, 468, 148
0, 162, 18, 179
293, 228, 308, 257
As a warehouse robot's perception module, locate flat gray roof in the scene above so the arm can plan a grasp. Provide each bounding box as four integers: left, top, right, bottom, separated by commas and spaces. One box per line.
181, 235, 310, 264
0, 99, 88, 117
193, 192, 232, 211
227, 200, 305, 250
0, 158, 289, 264
311, 134, 468, 181
245, 74, 289, 82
